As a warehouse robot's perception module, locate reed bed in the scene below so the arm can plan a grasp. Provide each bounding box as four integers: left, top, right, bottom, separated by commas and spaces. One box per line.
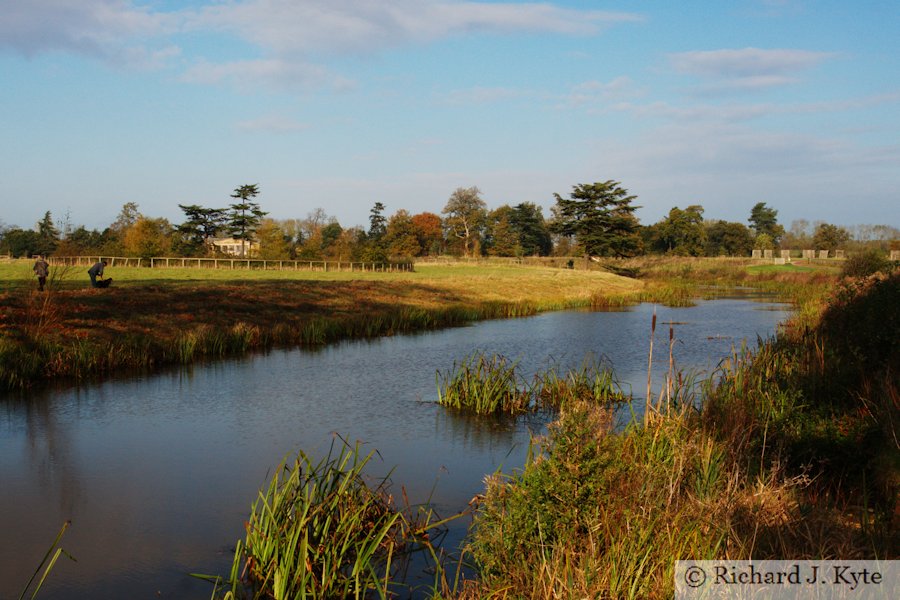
208, 438, 458, 600
436, 353, 529, 415
436, 352, 629, 415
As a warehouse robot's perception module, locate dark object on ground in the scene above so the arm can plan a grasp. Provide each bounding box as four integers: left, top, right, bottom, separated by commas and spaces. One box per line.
96, 278, 113, 288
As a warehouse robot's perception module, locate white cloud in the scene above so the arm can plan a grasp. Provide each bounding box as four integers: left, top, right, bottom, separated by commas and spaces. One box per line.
668, 47, 835, 91
559, 76, 641, 109
670, 47, 832, 77
0, 0, 175, 63
236, 114, 310, 133
584, 120, 899, 224
1, 1, 641, 92
180, 58, 355, 92
610, 91, 900, 124
178, 1, 640, 93
190, 0, 642, 56
441, 86, 526, 105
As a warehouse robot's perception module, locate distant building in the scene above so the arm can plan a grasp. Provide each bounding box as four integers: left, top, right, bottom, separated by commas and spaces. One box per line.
211, 237, 259, 257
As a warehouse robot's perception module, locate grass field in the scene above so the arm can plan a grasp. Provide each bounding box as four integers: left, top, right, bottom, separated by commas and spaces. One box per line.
0, 260, 643, 389
0, 256, 845, 390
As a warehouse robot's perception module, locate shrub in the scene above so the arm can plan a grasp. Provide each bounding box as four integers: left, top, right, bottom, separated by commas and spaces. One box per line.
841, 249, 892, 278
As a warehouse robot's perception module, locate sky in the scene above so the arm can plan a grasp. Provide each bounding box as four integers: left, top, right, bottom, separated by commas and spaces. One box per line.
2, 0, 899, 232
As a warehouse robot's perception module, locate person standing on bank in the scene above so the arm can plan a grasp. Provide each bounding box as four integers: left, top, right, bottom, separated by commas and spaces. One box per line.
88, 260, 108, 288
33, 255, 50, 291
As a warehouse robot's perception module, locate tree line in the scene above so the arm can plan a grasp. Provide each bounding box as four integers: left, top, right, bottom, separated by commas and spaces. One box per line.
1, 181, 897, 261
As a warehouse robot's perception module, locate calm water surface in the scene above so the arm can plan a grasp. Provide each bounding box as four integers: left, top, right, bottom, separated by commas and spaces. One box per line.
0, 297, 788, 599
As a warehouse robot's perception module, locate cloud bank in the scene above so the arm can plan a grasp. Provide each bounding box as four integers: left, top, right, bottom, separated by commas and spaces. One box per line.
1, 0, 640, 85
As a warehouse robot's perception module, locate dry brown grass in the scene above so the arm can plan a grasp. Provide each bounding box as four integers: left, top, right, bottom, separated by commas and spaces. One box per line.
0, 262, 641, 388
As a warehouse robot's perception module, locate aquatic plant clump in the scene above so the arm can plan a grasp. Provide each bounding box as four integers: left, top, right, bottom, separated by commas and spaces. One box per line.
436, 352, 630, 415
219, 439, 455, 600
435, 352, 529, 415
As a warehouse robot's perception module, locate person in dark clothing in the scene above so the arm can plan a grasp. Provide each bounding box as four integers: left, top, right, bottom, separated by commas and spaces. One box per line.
33, 256, 49, 291
88, 260, 108, 288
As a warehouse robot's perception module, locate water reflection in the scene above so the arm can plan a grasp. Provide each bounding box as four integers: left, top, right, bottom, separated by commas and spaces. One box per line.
1, 298, 789, 599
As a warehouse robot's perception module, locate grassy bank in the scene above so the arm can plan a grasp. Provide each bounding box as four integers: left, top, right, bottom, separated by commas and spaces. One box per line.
0, 257, 846, 391
443, 269, 898, 599
0, 261, 642, 391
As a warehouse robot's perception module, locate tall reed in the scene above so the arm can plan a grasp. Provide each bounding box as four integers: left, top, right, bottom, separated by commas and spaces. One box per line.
436, 352, 529, 415
436, 352, 629, 416
18, 521, 75, 600
215, 438, 459, 600
534, 357, 628, 410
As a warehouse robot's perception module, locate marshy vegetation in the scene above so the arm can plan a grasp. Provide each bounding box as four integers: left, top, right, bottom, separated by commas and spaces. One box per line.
201, 439, 459, 600
436, 352, 628, 415
204, 263, 895, 600
446, 269, 898, 599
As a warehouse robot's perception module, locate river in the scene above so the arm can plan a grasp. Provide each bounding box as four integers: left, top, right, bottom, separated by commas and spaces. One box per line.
0, 296, 788, 599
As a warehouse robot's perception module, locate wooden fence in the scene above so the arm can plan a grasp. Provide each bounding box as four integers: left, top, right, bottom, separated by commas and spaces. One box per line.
49, 256, 414, 272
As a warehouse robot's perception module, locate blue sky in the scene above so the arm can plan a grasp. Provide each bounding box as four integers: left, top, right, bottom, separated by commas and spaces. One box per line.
2, 0, 898, 232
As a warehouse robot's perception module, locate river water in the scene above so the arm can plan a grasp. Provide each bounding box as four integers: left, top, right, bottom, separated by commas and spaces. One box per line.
0, 296, 788, 599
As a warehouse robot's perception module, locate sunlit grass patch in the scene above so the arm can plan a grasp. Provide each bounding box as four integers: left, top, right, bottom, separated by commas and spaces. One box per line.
0, 261, 644, 390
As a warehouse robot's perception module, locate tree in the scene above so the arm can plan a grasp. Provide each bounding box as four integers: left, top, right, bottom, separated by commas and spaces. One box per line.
177, 204, 227, 255
754, 233, 775, 250
123, 217, 173, 259
443, 187, 487, 257
368, 202, 387, 240
54, 225, 99, 256
704, 220, 754, 256
293, 209, 336, 259
485, 206, 521, 257
783, 219, 812, 249
255, 219, 292, 259
410, 212, 444, 256
550, 180, 642, 258
112, 202, 141, 234
384, 209, 422, 258
32, 211, 61, 256
0, 227, 41, 257
37, 211, 60, 253
324, 227, 357, 262
320, 222, 343, 254
651, 205, 706, 256
748, 202, 784, 243
812, 223, 850, 254
355, 202, 389, 262
510, 203, 552, 256
227, 184, 267, 257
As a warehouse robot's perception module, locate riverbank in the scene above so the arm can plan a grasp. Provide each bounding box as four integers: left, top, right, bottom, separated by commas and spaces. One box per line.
0, 258, 846, 391
1, 261, 645, 390
445, 269, 898, 599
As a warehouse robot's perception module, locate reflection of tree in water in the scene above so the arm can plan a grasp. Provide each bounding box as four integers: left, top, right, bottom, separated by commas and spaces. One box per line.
23, 391, 82, 518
